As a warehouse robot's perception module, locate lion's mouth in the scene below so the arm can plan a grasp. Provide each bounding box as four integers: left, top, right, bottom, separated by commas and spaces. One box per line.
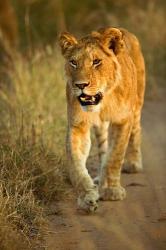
78, 92, 103, 106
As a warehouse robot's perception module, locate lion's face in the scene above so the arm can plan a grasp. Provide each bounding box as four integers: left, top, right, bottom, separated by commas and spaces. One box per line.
59, 28, 124, 112
64, 44, 112, 112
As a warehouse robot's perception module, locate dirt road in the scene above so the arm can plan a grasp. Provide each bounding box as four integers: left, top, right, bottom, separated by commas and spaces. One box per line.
47, 92, 166, 250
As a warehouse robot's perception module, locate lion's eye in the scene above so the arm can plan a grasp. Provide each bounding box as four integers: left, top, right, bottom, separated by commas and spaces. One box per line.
69, 59, 77, 68
93, 59, 102, 66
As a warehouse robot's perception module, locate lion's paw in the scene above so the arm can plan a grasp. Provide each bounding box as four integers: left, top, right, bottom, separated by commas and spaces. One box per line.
77, 187, 99, 213
122, 161, 143, 173
100, 186, 126, 201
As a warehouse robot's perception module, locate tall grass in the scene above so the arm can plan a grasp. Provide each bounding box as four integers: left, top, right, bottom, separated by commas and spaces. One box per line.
0, 47, 68, 249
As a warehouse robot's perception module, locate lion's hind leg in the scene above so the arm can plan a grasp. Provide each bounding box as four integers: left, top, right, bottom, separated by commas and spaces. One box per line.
93, 122, 109, 185
123, 110, 143, 173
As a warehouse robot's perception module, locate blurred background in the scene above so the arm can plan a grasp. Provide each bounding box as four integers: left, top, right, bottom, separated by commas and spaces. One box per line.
0, 1, 165, 249
1, 0, 166, 89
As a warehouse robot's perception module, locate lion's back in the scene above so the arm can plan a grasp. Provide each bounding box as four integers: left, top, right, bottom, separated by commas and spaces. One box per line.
120, 28, 145, 107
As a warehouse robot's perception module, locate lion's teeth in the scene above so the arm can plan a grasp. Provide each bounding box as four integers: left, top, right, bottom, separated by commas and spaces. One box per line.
80, 95, 96, 102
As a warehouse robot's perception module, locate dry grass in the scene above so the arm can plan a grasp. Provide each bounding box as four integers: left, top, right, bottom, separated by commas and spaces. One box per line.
0, 47, 68, 249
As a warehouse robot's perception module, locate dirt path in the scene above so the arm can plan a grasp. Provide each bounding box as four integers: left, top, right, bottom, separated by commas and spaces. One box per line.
47, 93, 166, 250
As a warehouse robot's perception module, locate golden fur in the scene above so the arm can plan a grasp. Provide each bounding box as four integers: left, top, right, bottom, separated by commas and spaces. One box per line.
59, 27, 145, 212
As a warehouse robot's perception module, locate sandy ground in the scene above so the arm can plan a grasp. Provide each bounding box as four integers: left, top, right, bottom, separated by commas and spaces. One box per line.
47, 91, 166, 250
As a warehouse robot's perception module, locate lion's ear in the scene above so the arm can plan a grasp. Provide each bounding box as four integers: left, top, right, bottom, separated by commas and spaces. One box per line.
59, 32, 78, 55
93, 28, 124, 55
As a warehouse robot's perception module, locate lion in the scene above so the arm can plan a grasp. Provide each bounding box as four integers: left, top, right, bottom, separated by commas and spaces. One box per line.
59, 27, 145, 212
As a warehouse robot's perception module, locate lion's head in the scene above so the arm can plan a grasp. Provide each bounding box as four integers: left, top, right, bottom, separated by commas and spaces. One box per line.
59, 28, 124, 112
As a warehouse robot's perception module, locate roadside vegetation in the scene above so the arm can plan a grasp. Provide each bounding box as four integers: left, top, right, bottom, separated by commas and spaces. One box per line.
0, 47, 68, 249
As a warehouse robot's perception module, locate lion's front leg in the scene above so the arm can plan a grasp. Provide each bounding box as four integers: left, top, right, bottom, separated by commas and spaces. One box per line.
67, 124, 99, 212
99, 121, 131, 201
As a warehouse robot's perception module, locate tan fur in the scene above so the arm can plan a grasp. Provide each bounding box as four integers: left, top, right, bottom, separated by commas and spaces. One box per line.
59, 27, 145, 212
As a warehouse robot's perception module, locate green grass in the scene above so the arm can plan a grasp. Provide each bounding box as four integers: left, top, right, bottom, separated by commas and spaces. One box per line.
0, 47, 68, 249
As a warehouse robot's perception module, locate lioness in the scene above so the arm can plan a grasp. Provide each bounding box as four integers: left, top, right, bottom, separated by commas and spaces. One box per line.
59, 27, 145, 212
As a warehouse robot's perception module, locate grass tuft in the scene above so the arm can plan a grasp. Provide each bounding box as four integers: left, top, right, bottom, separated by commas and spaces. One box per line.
0, 47, 68, 249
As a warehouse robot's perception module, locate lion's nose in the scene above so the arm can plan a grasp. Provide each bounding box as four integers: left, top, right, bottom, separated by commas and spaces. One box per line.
75, 82, 89, 90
